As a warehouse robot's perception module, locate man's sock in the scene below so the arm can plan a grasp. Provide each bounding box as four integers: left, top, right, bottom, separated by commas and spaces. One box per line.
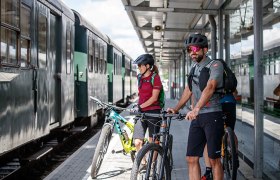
205, 167, 212, 175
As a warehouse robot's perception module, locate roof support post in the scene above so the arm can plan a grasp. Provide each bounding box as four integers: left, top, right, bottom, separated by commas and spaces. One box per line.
208, 15, 217, 59
225, 14, 230, 65
218, 9, 223, 59
253, 0, 264, 178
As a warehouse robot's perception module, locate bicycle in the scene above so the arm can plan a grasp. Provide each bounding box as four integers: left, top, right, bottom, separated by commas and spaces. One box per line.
130, 111, 185, 180
89, 96, 143, 179
221, 120, 238, 180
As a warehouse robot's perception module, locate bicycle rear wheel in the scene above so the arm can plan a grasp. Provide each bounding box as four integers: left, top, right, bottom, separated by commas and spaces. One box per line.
90, 123, 112, 179
223, 127, 238, 180
130, 143, 171, 180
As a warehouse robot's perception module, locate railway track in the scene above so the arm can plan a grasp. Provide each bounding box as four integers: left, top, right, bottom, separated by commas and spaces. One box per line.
0, 122, 103, 180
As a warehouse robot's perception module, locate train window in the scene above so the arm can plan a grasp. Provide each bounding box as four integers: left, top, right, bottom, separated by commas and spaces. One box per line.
114, 53, 117, 75
0, 26, 18, 65
38, 13, 47, 68
94, 42, 99, 73
21, 5, 31, 38
99, 46, 103, 73
20, 38, 30, 68
275, 61, 280, 75
66, 28, 71, 74
20, 5, 31, 68
1, 0, 20, 28
104, 47, 107, 74
88, 37, 93, 72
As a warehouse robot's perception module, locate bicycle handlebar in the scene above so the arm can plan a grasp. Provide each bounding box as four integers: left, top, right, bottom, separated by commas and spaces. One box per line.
130, 111, 186, 120
89, 96, 127, 111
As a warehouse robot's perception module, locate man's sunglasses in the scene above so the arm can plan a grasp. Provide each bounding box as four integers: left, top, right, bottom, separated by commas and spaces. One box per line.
187, 46, 202, 53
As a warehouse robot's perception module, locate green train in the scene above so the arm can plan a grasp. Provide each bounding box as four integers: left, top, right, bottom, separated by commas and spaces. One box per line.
0, 0, 137, 157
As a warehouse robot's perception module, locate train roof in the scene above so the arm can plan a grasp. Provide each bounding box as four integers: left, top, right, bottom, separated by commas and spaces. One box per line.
105, 35, 124, 53
33, 0, 75, 21
72, 10, 109, 44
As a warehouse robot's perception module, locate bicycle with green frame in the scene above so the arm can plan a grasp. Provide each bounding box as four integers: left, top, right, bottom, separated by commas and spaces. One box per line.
89, 96, 140, 179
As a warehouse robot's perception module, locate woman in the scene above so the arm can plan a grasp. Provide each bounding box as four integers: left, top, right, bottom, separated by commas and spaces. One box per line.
132, 54, 163, 155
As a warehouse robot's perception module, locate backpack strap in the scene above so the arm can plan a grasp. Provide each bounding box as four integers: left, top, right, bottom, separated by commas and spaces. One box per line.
150, 72, 157, 86
187, 63, 198, 92
137, 74, 142, 88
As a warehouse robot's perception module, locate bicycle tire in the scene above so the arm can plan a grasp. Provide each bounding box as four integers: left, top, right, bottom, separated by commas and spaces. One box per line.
223, 127, 238, 180
90, 123, 112, 179
130, 150, 136, 162
167, 134, 173, 171
130, 143, 171, 180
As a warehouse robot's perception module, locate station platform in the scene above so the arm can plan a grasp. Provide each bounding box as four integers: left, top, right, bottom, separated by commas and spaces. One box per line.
44, 99, 248, 180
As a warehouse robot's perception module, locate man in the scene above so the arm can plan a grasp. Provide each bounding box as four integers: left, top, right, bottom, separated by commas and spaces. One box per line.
167, 33, 224, 180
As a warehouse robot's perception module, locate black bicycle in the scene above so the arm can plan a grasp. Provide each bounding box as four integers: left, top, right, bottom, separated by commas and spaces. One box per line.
130, 111, 185, 180
222, 123, 238, 180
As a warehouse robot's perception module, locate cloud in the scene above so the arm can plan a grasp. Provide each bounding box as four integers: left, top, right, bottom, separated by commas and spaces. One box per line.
64, 0, 144, 59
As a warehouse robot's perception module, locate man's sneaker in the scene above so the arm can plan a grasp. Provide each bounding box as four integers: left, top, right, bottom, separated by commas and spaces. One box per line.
201, 172, 213, 180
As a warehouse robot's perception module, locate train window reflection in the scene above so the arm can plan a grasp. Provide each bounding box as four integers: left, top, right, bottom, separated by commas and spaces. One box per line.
66, 29, 71, 74
21, 5, 30, 38
1, 0, 20, 28
38, 13, 47, 68
21, 39, 30, 67
94, 42, 99, 73
276, 61, 280, 74
88, 38, 93, 72
0, 26, 18, 65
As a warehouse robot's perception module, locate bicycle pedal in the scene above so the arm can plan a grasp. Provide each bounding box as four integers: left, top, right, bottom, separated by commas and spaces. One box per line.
111, 149, 123, 154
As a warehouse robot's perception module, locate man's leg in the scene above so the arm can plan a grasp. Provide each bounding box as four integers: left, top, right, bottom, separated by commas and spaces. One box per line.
186, 156, 201, 180
209, 158, 223, 180
202, 145, 213, 180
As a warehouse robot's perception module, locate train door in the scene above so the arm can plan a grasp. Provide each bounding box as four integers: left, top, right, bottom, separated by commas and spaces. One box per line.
49, 13, 60, 125
36, 3, 50, 130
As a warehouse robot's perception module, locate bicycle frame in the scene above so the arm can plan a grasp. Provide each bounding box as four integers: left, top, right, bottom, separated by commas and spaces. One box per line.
134, 112, 184, 180
105, 109, 136, 154
145, 116, 172, 179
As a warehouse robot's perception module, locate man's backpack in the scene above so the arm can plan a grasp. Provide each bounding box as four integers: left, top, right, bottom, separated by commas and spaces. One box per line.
137, 73, 165, 108
187, 59, 237, 94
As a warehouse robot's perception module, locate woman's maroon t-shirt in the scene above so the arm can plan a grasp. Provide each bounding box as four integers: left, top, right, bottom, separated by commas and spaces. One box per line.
138, 73, 162, 111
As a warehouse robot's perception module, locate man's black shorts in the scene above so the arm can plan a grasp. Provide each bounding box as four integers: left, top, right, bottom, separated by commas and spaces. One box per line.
186, 111, 224, 159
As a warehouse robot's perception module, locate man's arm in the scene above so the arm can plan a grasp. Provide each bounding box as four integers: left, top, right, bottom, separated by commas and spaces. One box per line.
186, 79, 217, 120
167, 86, 192, 113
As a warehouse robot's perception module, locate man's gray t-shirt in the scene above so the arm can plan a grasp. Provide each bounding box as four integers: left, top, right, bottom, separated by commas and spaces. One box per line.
191, 57, 224, 114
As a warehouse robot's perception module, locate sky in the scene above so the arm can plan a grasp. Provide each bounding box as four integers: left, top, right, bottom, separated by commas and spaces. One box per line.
62, 0, 145, 60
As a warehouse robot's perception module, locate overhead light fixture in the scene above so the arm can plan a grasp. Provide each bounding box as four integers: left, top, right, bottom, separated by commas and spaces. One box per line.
157, 8, 174, 12
154, 25, 162, 31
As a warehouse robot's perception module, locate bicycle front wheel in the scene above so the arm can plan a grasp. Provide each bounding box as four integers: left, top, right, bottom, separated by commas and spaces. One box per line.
90, 123, 112, 179
130, 143, 171, 180
167, 134, 173, 172
223, 127, 238, 180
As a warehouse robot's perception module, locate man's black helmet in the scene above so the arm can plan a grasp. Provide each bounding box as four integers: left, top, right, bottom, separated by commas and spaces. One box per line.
185, 33, 208, 48
133, 54, 154, 66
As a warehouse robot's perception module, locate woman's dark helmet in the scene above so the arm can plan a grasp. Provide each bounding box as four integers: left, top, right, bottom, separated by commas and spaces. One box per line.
185, 33, 208, 48
133, 54, 154, 66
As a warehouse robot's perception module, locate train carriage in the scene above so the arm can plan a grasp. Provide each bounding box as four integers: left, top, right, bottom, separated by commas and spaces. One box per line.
107, 40, 123, 104
73, 11, 109, 125
123, 53, 132, 103
0, 0, 75, 154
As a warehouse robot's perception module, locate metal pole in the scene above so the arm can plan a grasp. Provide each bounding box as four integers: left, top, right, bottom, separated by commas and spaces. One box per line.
225, 15, 230, 65
218, 9, 223, 59
182, 50, 186, 91
209, 15, 217, 59
253, 0, 263, 178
